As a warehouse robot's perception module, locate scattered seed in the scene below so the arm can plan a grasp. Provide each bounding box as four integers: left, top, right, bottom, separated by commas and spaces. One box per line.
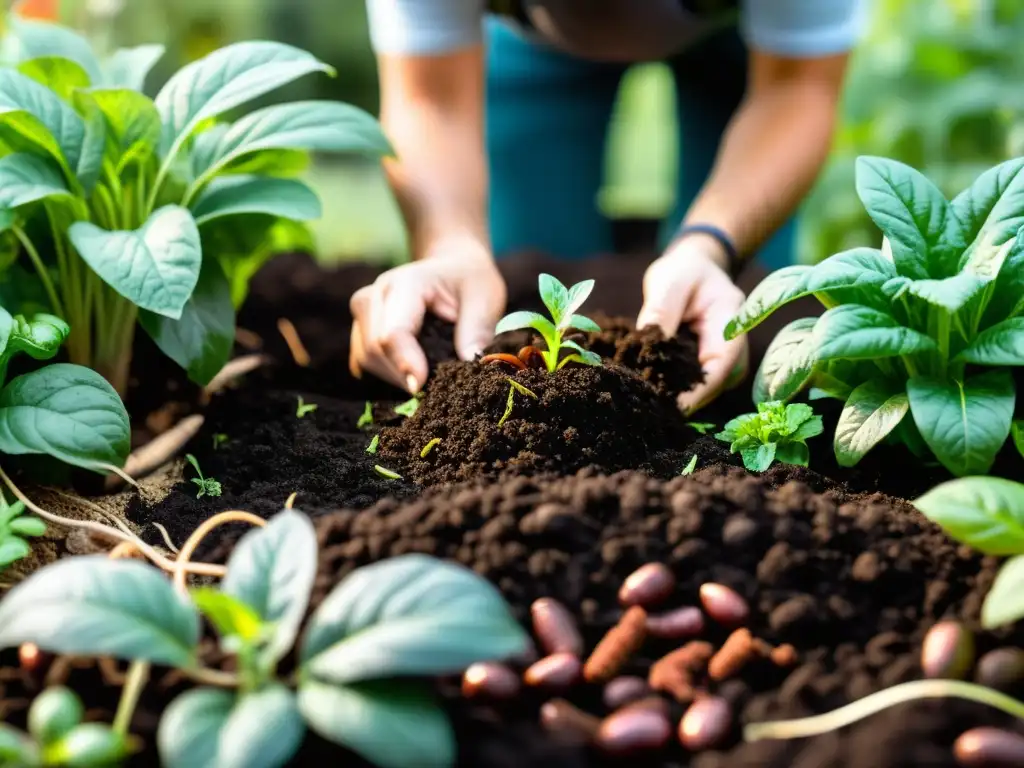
461, 662, 520, 699
769, 643, 799, 668
420, 437, 441, 458
531, 598, 584, 656
276, 317, 310, 367
525, 652, 582, 689
626, 696, 672, 717
646, 606, 704, 640
679, 695, 732, 751
648, 641, 714, 703
603, 676, 651, 710
540, 699, 601, 743
518, 346, 547, 370
921, 621, 974, 680
975, 647, 1024, 691
373, 465, 403, 480
699, 583, 749, 626
709, 628, 757, 681
584, 606, 648, 683
596, 702, 673, 756
619, 563, 676, 607
954, 727, 1024, 767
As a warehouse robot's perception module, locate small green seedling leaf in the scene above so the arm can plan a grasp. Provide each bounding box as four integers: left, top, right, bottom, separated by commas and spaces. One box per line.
295, 396, 318, 418
498, 378, 539, 427
158, 687, 235, 768
357, 401, 373, 429
186, 453, 223, 499
43, 723, 130, 766
217, 684, 305, 768
681, 454, 698, 476
28, 687, 83, 746
366, 435, 379, 454
686, 422, 716, 435
393, 396, 420, 418
0, 492, 45, 570
213, 433, 229, 449
191, 588, 265, 647
715, 401, 823, 473
420, 437, 441, 458
374, 465, 402, 480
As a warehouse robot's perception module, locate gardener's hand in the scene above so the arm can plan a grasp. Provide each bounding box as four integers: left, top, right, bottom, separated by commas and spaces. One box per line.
349, 242, 506, 393
636, 233, 749, 414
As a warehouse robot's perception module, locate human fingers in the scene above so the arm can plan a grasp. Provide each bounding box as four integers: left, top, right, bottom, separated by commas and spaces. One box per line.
349, 282, 412, 390
374, 277, 431, 393
455, 275, 504, 360
678, 299, 748, 414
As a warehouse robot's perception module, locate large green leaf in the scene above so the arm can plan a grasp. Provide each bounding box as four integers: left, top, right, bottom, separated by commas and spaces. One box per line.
158, 688, 234, 768
0, 68, 85, 173
75, 88, 161, 172
74, 100, 106, 193
0, 364, 129, 470
219, 685, 305, 768
0, 152, 69, 208
221, 510, 318, 666
69, 205, 202, 319
0, 556, 200, 665
982, 556, 1024, 629
191, 176, 321, 226
139, 258, 234, 386
103, 45, 165, 91
952, 157, 1024, 267
834, 380, 909, 467
904, 272, 988, 313
725, 265, 812, 338
752, 317, 817, 404
17, 57, 89, 101
915, 477, 1024, 556
494, 310, 557, 340
812, 305, 936, 361
5, 17, 102, 84
298, 680, 454, 768
908, 370, 1015, 477
300, 554, 528, 683
958, 317, 1024, 366
155, 42, 333, 159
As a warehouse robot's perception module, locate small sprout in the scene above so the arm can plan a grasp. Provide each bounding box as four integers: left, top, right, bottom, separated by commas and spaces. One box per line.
284, 492, 297, 509
185, 454, 222, 499
366, 434, 379, 454
357, 401, 374, 429
498, 378, 539, 427
493, 274, 602, 373
715, 401, 823, 473
212, 433, 229, 449
0, 492, 46, 571
687, 422, 716, 435
394, 395, 421, 418
296, 396, 318, 418
681, 454, 698, 475
373, 465, 402, 480
420, 437, 442, 458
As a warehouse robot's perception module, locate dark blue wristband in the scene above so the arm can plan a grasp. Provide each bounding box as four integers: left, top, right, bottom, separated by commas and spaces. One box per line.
674, 223, 741, 276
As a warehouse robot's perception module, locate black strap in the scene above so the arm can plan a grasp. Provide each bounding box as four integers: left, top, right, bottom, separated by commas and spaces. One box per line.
488, 0, 532, 26
675, 223, 744, 279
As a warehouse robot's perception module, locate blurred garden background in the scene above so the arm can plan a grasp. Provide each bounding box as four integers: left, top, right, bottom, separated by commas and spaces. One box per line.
21, 0, 1024, 266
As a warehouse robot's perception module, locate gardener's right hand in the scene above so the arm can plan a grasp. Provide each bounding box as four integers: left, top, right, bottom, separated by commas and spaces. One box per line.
349, 242, 506, 394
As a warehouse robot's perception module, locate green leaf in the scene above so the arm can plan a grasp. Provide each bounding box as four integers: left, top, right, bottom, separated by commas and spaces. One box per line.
812, 305, 936, 361
1013, 420, 1024, 461
75, 88, 161, 172
17, 57, 89, 101
494, 310, 556, 339
952, 157, 1024, 268
915, 477, 1024, 556
983, 556, 1024, 629
45, 723, 129, 766
560, 339, 601, 366
0, 537, 30, 567
537, 273, 569, 324
908, 370, 1015, 477
139, 257, 235, 386
219, 685, 304, 768
0, 363, 129, 471
0, 556, 200, 665
9, 312, 69, 360
904, 272, 987, 313
725, 265, 812, 338
0, 153, 69, 212
740, 443, 776, 472
28, 687, 82, 745
5, 18, 102, 83
158, 688, 235, 768
774, 441, 810, 467
298, 679, 454, 768
73, 102, 105, 193
834, 380, 909, 467
563, 280, 594, 321
9, 515, 45, 537
221, 509, 318, 666
155, 41, 333, 159
191, 588, 264, 645
70, 205, 202, 319
301, 554, 528, 683
103, 44, 165, 91
958, 317, 1024, 366
565, 313, 600, 332
0, 68, 86, 174
854, 156, 957, 280
752, 317, 818, 404
0, 723, 37, 764
192, 176, 321, 226
681, 454, 698, 475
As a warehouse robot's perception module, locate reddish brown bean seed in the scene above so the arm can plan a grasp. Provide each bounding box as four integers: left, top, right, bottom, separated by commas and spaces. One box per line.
954, 727, 1024, 766
679, 696, 733, 751
708, 628, 756, 681
648, 641, 713, 703
769, 644, 799, 668
921, 621, 974, 680
584, 606, 648, 683
517, 346, 547, 369
646, 606, 705, 639
626, 696, 672, 717
540, 699, 601, 743
531, 598, 584, 656
479, 352, 526, 370
699, 583, 749, 626
461, 662, 521, 699
619, 563, 676, 607
603, 676, 651, 710
525, 652, 582, 689
596, 703, 673, 756
976, 648, 1024, 691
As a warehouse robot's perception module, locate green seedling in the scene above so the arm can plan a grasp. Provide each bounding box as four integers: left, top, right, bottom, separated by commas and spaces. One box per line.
494, 274, 602, 372
295, 396, 318, 419
681, 454, 698, 476
366, 435, 379, 454
185, 454, 222, 499
212, 433, 229, 450
394, 396, 420, 418
373, 465, 402, 480
0, 492, 46, 572
498, 379, 539, 428
0, 510, 530, 768
686, 422, 716, 435
715, 401, 823, 473
357, 402, 374, 429
420, 438, 441, 458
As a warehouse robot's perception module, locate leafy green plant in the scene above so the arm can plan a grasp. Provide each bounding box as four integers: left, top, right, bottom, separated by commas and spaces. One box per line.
0, 16, 391, 395
497, 378, 538, 428
715, 402, 823, 473
0, 491, 45, 571
295, 396, 317, 419
185, 454, 221, 499
0, 510, 529, 768
729, 155, 1024, 477
494, 274, 602, 372
393, 395, 419, 418
357, 402, 373, 429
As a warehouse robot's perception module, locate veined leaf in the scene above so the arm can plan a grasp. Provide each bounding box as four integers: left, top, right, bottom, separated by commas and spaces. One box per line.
538, 274, 569, 325
75, 88, 161, 172
28, 687, 82, 745
158, 688, 234, 768
904, 272, 987, 313
5, 17, 102, 83
752, 317, 817, 404
8, 312, 69, 360
958, 317, 1024, 366
103, 44, 165, 91
0, 68, 85, 173
17, 56, 89, 101
218, 685, 304, 768
495, 310, 556, 340
725, 265, 811, 338
915, 477, 1024, 556
0, 152, 70, 208
834, 380, 909, 467
812, 305, 936, 361
191, 176, 321, 226
982, 556, 1024, 629
952, 157, 1024, 268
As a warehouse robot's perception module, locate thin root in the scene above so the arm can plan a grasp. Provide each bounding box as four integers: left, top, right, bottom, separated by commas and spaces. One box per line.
277, 317, 311, 367
151, 522, 179, 554
172, 510, 266, 594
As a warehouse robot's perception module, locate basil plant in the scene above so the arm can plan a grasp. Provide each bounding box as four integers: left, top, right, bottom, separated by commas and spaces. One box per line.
727, 155, 1024, 477
0, 510, 530, 768
0, 16, 391, 395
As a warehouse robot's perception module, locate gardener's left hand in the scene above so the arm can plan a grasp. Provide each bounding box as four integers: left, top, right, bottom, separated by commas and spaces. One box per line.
636, 233, 749, 414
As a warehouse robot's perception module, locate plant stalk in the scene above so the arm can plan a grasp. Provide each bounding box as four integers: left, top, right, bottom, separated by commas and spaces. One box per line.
112, 660, 150, 736
13, 226, 64, 319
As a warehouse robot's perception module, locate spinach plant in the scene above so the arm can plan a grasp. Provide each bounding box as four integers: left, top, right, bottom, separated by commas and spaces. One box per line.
726, 155, 1024, 477
494, 274, 602, 372
0, 491, 45, 571
715, 401, 823, 472
0, 17, 391, 394
185, 454, 221, 499
0, 510, 529, 768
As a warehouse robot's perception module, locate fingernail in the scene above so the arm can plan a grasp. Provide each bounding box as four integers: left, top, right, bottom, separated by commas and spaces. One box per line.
405, 374, 418, 394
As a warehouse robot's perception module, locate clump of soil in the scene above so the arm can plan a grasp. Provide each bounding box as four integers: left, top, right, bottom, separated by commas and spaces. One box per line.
376, 359, 694, 486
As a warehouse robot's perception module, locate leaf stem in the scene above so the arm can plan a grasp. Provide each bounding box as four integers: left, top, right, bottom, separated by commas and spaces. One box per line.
112, 660, 150, 735
13, 226, 64, 319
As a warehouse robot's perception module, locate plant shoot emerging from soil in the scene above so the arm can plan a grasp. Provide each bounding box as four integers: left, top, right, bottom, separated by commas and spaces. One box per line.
366, 434, 379, 454
715, 401, 823, 473
420, 437, 441, 458
393, 395, 420, 418
357, 401, 373, 429
212, 433, 229, 450
687, 422, 716, 435
0, 492, 46, 572
681, 454, 698, 476
498, 378, 538, 428
295, 396, 317, 419
185, 454, 222, 499
373, 464, 402, 480
493, 274, 602, 372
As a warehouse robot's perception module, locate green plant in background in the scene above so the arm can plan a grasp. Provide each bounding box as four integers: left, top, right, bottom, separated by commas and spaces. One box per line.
357, 401, 373, 429
0, 510, 529, 768
185, 453, 221, 499
393, 395, 419, 418
715, 401, 822, 473
729, 155, 1024, 478
495, 274, 602, 372
295, 396, 317, 418
0, 15, 391, 395
0, 491, 45, 570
